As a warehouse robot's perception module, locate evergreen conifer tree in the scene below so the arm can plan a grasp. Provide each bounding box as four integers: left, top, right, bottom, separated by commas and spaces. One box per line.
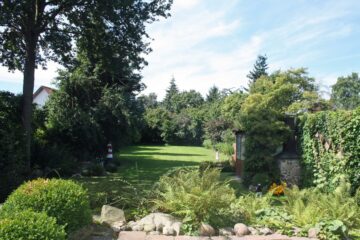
247, 55, 269, 86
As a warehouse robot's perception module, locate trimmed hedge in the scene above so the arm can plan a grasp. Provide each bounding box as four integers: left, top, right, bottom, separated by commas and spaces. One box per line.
0, 210, 66, 240
300, 108, 360, 192
1, 178, 92, 234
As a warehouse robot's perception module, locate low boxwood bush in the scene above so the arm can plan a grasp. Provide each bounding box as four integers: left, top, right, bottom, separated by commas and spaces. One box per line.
1, 178, 91, 234
0, 210, 66, 240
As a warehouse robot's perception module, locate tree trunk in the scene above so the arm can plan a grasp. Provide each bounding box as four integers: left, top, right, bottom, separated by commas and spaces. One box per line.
22, 39, 37, 172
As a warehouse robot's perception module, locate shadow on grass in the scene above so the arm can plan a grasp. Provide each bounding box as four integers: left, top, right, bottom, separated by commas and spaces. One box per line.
124, 152, 206, 157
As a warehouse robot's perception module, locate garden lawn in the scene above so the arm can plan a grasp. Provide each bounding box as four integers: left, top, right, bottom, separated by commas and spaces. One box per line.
77, 145, 232, 212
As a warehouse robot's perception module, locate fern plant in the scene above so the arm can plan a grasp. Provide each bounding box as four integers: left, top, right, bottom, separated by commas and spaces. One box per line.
153, 168, 237, 231
282, 183, 360, 229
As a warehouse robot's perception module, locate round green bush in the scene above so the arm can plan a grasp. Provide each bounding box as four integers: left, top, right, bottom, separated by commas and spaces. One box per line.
0, 210, 66, 240
1, 178, 92, 233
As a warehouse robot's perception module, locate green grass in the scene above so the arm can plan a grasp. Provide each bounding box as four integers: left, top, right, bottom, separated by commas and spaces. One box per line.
77, 145, 233, 212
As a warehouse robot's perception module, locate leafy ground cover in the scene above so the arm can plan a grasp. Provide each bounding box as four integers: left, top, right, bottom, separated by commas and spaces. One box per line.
77, 145, 241, 215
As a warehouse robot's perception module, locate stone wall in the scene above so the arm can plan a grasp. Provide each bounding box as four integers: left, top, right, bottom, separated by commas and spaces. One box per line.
278, 159, 301, 186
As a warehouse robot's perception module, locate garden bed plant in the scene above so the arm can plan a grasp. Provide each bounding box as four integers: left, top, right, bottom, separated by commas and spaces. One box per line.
150, 167, 360, 239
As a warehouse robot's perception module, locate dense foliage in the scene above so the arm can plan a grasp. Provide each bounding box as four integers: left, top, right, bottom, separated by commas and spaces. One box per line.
300, 108, 360, 192
331, 73, 360, 110
0, 92, 25, 202
240, 68, 319, 182
0, 0, 173, 167
154, 168, 237, 233
1, 179, 91, 234
0, 210, 66, 240
282, 183, 360, 229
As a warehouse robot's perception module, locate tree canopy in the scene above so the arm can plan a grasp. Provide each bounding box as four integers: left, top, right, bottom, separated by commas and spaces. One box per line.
0, 0, 173, 168
331, 73, 360, 110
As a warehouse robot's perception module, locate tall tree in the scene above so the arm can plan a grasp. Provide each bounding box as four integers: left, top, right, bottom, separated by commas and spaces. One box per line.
331, 73, 360, 110
206, 86, 221, 102
163, 77, 179, 111
0, 0, 172, 169
247, 55, 269, 86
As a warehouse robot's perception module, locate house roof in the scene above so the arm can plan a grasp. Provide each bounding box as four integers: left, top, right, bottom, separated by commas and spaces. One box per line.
33, 86, 56, 99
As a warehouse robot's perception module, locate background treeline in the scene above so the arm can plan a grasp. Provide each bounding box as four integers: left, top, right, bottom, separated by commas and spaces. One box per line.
1, 56, 360, 201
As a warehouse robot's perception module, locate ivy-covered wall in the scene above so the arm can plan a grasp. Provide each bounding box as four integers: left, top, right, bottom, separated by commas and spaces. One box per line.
299, 108, 360, 192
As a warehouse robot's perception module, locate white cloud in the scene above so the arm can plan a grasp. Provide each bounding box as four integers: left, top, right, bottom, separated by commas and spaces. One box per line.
1, 0, 359, 97
173, 0, 201, 10
0, 61, 60, 90
142, 0, 246, 99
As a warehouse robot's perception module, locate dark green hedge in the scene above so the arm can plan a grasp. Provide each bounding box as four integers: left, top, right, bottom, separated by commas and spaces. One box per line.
300, 108, 360, 192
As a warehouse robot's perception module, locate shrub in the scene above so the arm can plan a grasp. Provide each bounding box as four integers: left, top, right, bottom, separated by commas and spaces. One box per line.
153, 168, 237, 231
198, 161, 234, 173
0, 91, 25, 202
300, 109, 360, 192
255, 207, 294, 235
232, 193, 273, 224
316, 220, 348, 240
202, 139, 213, 149
251, 172, 271, 187
281, 183, 360, 229
0, 210, 66, 240
1, 178, 92, 234
215, 142, 234, 158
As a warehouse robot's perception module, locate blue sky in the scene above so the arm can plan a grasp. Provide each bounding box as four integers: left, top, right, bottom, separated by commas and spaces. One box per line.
1, 0, 360, 99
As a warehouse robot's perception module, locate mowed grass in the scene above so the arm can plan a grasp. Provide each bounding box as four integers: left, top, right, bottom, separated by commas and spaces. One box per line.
77, 145, 231, 211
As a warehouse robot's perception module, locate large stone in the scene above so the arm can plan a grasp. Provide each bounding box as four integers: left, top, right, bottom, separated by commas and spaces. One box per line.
163, 226, 175, 236
143, 223, 156, 232
248, 227, 259, 235
219, 227, 234, 236
234, 223, 250, 236
110, 221, 126, 232
199, 223, 215, 236
100, 205, 126, 225
131, 224, 144, 231
134, 213, 182, 236
308, 227, 320, 238
259, 227, 272, 235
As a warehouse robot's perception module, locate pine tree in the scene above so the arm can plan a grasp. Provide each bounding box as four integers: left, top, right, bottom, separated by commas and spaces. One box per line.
206, 86, 221, 102
247, 55, 269, 86
163, 77, 179, 111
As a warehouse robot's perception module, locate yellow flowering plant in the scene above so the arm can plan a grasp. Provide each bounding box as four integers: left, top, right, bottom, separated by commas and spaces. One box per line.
269, 182, 287, 196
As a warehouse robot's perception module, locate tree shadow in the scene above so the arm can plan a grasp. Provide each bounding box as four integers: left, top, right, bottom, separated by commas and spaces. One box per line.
128, 152, 206, 157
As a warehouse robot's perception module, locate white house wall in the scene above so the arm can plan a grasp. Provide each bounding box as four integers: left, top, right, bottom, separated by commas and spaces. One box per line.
33, 90, 50, 107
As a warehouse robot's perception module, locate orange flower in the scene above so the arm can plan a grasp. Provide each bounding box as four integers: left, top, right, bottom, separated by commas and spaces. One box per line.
269, 182, 287, 196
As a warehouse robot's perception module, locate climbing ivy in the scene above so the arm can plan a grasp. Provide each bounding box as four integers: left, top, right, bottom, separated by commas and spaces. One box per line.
299, 108, 360, 192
